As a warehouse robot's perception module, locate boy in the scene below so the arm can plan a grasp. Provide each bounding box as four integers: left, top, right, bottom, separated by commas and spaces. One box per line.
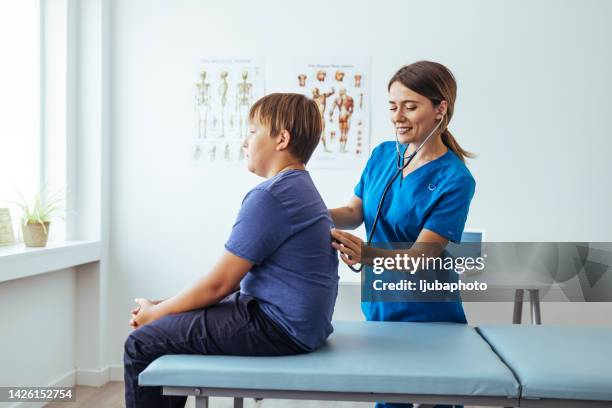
124, 93, 339, 408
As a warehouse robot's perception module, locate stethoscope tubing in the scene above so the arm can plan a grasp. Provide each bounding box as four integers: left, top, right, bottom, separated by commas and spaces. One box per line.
347, 116, 445, 273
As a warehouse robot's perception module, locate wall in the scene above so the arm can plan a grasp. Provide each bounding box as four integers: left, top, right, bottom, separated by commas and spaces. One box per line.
108, 0, 612, 367
0, 269, 76, 408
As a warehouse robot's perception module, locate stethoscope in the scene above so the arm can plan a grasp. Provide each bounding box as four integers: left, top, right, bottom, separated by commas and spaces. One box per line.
347, 114, 446, 273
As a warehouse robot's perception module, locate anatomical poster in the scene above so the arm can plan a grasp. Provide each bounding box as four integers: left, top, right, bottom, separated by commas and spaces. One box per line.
273, 57, 371, 168
192, 57, 265, 165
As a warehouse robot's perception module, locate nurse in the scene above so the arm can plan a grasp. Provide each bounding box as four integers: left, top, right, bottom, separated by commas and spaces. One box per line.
329, 61, 476, 408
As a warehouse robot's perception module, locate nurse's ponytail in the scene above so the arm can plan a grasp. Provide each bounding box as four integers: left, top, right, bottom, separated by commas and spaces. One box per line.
389, 61, 475, 163
441, 124, 474, 163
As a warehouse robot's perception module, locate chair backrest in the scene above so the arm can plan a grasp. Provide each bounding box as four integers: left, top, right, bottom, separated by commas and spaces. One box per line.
446, 229, 484, 261
461, 230, 484, 244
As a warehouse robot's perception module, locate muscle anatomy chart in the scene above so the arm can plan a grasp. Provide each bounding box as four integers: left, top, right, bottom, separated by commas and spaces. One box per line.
279, 57, 370, 168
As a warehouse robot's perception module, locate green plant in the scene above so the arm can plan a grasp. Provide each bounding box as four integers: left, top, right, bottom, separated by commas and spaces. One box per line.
5, 187, 67, 235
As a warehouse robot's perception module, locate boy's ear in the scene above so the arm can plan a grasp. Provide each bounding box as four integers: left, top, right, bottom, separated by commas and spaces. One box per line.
276, 129, 291, 151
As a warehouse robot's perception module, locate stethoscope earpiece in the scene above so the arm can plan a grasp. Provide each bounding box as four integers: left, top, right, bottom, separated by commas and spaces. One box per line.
395, 113, 446, 171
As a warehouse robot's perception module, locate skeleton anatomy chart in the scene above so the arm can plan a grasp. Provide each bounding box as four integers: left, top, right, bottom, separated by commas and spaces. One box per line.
281, 58, 371, 168
193, 58, 264, 165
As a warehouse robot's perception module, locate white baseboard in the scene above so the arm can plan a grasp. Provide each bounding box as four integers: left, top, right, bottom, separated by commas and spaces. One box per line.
76, 364, 124, 385
76, 366, 111, 386
109, 364, 124, 381
51, 369, 77, 387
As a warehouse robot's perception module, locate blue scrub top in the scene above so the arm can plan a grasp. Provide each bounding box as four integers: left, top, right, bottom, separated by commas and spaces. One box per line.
355, 141, 476, 323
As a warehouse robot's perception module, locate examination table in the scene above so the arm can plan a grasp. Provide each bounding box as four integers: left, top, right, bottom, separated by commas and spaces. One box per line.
139, 321, 612, 407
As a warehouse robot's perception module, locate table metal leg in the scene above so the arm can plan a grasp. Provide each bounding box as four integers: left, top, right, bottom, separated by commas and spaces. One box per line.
529, 289, 542, 324
195, 395, 209, 408
513, 289, 524, 324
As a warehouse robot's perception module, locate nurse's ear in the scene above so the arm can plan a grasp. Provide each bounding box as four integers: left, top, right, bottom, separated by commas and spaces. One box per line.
435, 100, 448, 120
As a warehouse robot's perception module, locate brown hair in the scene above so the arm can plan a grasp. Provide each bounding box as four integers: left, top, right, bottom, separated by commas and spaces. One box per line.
388, 61, 475, 162
249, 93, 322, 164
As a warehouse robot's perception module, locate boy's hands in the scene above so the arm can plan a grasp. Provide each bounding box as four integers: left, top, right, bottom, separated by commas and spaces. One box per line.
128, 251, 252, 329
129, 298, 164, 329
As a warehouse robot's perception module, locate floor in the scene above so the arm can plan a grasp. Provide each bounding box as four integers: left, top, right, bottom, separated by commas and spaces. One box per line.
44, 382, 491, 407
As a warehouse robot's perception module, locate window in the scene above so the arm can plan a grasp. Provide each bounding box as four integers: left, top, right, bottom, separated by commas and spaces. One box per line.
0, 1, 40, 238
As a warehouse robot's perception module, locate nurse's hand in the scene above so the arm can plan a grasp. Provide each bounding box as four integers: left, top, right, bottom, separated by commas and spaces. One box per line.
331, 228, 363, 266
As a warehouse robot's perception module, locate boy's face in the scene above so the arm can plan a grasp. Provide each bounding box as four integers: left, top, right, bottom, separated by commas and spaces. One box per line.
244, 117, 277, 177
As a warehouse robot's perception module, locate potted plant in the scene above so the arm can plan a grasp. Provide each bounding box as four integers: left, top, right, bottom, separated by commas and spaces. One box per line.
6, 187, 66, 247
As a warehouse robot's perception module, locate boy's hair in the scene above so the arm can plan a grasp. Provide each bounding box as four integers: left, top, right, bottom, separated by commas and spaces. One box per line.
248, 93, 322, 164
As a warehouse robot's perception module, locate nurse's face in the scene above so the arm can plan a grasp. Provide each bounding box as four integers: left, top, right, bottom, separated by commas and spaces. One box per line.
243, 117, 277, 177
389, 81, 443, 145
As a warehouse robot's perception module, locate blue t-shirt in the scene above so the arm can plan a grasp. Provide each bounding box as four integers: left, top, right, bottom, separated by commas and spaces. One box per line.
225, 169, 339, 351
355, 141, 476, 323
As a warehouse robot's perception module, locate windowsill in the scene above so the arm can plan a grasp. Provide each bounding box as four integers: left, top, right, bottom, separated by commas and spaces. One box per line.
0, 240, 101, 283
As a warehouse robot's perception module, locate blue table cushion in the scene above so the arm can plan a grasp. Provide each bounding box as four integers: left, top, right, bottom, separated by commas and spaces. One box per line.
477, 325, 612, 401
139, 320, 519, 398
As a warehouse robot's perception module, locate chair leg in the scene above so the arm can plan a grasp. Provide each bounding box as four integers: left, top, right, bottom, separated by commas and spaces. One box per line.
513, 289, 524, 324
529, 289, 542, 324
234, 397, 244, 408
